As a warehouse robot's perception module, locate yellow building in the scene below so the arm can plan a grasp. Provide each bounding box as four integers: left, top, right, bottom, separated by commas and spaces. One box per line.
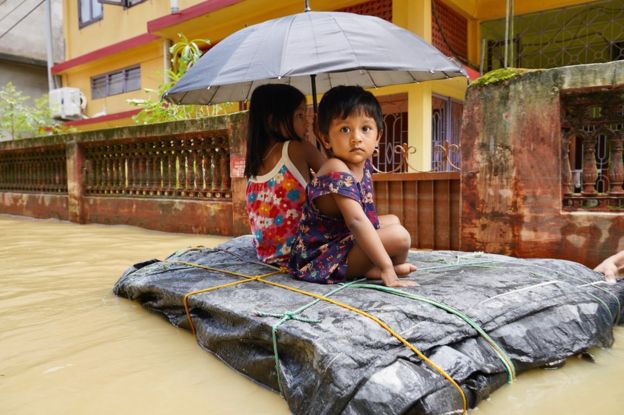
53, 0, 622, 170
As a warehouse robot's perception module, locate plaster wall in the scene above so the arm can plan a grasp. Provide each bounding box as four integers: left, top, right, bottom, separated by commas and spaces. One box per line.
0, 61, 48, 102
0, 0, 64, 62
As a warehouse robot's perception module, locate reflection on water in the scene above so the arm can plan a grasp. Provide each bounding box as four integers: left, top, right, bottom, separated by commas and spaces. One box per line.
0, 214, 622, 414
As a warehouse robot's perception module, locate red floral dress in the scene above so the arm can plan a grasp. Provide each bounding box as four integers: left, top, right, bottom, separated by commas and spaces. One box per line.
288, 160, 379, 283
246, 142, 307, 266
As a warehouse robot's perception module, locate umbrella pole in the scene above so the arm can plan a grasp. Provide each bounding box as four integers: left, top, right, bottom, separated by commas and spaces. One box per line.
310, 74, 318, 115
309, 74, 323, 151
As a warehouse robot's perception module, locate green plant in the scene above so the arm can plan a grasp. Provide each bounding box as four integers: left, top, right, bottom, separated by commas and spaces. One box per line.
129, 33, 229, 124
471, 68, 533, 87
0, 82, 73, 140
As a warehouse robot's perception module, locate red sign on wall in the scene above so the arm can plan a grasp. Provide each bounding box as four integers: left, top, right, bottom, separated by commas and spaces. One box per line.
230, 154, 246, 178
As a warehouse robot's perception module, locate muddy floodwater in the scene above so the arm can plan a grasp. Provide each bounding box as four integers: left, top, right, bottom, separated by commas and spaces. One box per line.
1, 214, 623, 414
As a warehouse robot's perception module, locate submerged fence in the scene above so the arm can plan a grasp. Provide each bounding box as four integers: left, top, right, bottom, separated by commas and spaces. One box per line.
0, 146, 67, 193
0, 113, 460, 248
82, 134, 231, 199
0, 116, 243, 236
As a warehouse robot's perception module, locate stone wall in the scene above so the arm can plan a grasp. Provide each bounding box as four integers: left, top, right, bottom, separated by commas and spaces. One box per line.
460, 61, 624, 267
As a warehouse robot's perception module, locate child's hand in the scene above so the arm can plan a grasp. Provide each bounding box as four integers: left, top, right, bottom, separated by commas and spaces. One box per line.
380, 268, 418, 288
386, 279, 419, 288
594, 259, 619, 284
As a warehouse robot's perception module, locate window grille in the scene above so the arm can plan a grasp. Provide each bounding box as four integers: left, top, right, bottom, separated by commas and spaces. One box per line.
431, 0, 468, 62
91, 66, 141, 99
432, 95, 463, 172
338, 0, 392, 22
481, 0, 624, 71
375, 94, 408, 172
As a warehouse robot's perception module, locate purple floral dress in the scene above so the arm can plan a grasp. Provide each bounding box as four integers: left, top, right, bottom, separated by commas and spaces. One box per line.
288, 160, 379, 284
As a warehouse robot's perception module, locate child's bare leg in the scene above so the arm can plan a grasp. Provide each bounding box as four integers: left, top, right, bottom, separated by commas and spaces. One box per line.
346, 223, 415, 279
379, 214, 400, 229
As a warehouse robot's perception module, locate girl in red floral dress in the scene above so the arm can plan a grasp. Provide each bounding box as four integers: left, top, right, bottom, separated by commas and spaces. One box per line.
245, 84, 325, 267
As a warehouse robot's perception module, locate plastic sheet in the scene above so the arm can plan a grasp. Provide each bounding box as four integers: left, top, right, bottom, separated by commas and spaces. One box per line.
113, 236, 624, 415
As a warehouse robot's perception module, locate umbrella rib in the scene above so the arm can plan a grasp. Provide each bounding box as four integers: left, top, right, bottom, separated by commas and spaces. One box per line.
331, 14, 379, 89
331, 13, 361, 71
278, 15, 296, 77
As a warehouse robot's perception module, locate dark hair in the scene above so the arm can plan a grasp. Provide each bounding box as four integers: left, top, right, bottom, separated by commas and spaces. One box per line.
317, 86, 383, 137
245, 84, 306, 177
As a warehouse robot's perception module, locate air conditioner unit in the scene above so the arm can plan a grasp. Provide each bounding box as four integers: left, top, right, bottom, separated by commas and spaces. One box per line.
49, 87, 85, 120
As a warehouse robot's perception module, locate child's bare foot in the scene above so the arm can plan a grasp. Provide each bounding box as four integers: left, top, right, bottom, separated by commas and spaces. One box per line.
366, 264, 418, 279
395, 263, 417, 276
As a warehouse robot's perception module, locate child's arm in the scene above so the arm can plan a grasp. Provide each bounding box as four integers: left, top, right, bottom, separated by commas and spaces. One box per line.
594, 250, 624, 283
290, 141, 326, 178
333, 195, 413, 287
302, 141, 326, 172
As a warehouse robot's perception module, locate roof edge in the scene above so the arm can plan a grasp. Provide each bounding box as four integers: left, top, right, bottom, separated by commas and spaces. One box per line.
51, 33, 159, 74
147, 0, 244, 33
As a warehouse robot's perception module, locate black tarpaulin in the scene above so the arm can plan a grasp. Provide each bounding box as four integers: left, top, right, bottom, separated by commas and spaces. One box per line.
113, 236, 624, 415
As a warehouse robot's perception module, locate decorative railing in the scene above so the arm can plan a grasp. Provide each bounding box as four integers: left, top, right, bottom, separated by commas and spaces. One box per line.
0, 146, 67, 193
83, 133, 231, 199
561, 86, 624, 211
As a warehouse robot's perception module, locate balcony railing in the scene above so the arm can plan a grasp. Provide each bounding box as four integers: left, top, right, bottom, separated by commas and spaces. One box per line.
561, 86, 624, 211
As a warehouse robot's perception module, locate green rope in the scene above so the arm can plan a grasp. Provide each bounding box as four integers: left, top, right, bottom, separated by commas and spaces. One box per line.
255, 311, 321, 323
259, 280, 364, 395
349, 283, 517, 383
418, 255, 620, 325
526, 268, 619, 325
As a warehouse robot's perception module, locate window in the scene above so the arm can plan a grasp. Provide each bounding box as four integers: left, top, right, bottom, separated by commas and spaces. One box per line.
79, 0, 103, 27
98, 0, 147, 8
91, 66, 141, 99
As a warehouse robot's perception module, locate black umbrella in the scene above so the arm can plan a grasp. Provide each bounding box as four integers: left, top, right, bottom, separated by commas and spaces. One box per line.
164, 2, 467, 112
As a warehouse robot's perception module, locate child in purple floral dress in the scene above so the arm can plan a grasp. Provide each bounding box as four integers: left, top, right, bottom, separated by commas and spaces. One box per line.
288, 86, 416, 287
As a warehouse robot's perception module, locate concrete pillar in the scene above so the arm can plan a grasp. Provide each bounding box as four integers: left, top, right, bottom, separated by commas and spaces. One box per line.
407, 84, 433, 171
66, 141, 85, 224
392, 0, 434, 171
393, 0, 431, 41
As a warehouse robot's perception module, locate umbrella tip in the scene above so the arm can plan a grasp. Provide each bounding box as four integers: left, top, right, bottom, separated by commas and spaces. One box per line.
304, 0, 311, 12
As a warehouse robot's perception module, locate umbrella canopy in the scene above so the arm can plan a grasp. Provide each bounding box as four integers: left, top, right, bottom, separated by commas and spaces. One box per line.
164, 11, 467, 105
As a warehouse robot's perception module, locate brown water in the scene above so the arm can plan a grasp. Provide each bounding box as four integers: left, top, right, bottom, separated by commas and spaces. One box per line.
1, 214, 622, 414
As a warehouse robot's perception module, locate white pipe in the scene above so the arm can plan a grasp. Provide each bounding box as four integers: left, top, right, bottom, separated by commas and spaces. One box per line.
504, 0, 510, 68
45, 0, 56, 90
510, 0, 515, 67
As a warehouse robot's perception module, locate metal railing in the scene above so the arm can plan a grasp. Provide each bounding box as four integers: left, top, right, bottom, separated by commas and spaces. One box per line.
482, 0, 624, 71
0, 146, 67, 193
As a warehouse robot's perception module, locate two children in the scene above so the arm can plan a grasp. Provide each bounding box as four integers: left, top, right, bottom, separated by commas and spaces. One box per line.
245, 84, 415, 287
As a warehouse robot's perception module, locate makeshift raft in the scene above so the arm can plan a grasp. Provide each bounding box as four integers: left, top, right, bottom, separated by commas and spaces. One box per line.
113, 236, 624, 415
